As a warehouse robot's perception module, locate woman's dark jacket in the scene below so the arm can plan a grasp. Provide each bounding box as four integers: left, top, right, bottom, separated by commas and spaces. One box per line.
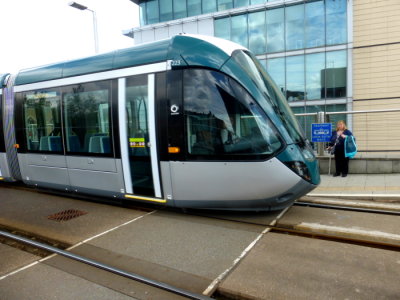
329, 129, 353, 154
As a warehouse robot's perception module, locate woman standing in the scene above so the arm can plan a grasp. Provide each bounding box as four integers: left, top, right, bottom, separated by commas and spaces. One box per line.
328, 120, 353, 177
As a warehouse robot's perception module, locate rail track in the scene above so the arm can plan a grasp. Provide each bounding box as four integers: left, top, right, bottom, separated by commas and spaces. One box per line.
1, 183, 400, 299
181, 198, 400, 252
0, 228, 211, 300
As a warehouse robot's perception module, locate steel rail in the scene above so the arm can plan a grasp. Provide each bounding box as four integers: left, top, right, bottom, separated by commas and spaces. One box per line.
294, 201, 400, 216
185, 210, 400, 251
0, 230, 211, 300
270, 226, 400, 252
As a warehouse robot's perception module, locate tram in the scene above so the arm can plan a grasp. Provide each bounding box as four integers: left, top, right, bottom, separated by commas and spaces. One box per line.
0, 34, 320, 210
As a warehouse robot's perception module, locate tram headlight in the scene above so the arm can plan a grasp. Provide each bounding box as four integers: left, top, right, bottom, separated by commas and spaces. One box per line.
302, 147, 315, 162
284, 161, 311, 182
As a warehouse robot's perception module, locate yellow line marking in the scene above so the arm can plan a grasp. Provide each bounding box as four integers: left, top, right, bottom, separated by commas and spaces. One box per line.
124, 194, 167, 203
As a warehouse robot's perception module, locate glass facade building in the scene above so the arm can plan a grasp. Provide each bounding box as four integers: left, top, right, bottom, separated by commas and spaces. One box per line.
139, 0, 284, 25
130, 0, 351, 142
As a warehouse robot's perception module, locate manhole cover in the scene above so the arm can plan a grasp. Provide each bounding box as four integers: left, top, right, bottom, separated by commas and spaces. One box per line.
48, 209, 88, 222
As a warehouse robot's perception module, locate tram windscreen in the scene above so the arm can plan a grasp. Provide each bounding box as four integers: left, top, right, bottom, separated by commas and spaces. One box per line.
231, 51, 305, 145
184, 69, 283, 158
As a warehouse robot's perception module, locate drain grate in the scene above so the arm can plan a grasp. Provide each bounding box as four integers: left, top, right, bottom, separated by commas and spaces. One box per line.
48, 209, 88, 222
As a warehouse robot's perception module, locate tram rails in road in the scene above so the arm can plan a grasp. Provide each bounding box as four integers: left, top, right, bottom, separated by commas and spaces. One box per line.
184, 199, 400, 252
295, 198, 400, 216
1, 186, 399, 299
2, 181, 400, 249
0, 228, 211, 300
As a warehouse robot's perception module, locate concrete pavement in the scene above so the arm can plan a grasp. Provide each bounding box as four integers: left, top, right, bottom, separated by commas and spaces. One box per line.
307, 174, 400, 201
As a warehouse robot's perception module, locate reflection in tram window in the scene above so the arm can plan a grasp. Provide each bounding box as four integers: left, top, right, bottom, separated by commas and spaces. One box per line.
62, 81, 112, 154
23, 89, 62, 152
184, 69, 282, 157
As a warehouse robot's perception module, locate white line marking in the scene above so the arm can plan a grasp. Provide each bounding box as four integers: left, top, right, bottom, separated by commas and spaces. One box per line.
0, 210, 156, 280
68, 210, 156, 250
0, 261, 39, 281
202, 207, 290, 296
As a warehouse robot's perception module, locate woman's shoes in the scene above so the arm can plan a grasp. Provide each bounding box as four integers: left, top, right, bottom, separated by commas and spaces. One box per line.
333, 173, 348, 177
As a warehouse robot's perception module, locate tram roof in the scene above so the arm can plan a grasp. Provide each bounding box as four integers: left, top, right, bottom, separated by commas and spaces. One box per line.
14, 34, 245, 87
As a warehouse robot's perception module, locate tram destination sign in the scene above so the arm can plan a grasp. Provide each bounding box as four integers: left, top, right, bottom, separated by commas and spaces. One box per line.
311, 123, 332, 142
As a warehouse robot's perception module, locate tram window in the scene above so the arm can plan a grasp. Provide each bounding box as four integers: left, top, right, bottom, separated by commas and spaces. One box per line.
22, 89, 62, 152
184, 69, 282, 157
62, 81, 112, 155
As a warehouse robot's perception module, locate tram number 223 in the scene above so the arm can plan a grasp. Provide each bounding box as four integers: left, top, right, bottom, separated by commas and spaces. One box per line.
168, 59, 182, 68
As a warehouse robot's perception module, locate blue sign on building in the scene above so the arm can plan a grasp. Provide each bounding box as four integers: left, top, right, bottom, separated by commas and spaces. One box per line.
311, 123, 332, 142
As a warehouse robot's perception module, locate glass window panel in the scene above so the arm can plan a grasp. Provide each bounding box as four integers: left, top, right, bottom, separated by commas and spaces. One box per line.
248, 11, 266, 54
160, 0, 173, 22
231, 14, 248, 48
187, 0, 201, 17
306, 52, 325, 100
215, 18, 231, 40
326, 0, 347, 45
285, 4, 305, 51
292, 104, 346, 146
251, 0, 265, 4
305, 0, 325, 48
218, 0, 233, 11
286, 55, 305, 101
326, 104, 347, 130
266, 8, 284, 53
146, 0, 159, 25
267, 57, 285, 95
234, 0, 249, 7
139, 2, 147, 26
23, 89, 62, 152
63, 81, 112, 154
173, 0, 187, 19
125, 75, 154, 196
325, 50, 347, 98
203, 0, 217, 14
184, 69, 282, 156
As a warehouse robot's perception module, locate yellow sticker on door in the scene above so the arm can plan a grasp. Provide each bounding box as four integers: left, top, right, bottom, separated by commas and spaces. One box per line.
129, 138, 145, 148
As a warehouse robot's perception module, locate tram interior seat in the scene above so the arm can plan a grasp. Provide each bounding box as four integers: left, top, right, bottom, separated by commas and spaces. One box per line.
84, 133, 107, 152
68, 135, 81, 152
28, 139, 39, 151
39, 136, 62, 152
88, 135, 110, 154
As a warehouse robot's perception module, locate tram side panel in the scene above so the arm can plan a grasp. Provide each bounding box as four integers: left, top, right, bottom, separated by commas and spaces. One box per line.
14, 79, 125, 198
61, 79, 124, 198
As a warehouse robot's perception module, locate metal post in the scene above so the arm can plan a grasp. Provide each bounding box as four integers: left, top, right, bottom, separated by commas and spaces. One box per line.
69, 2, 99, 54
317, 111, 326, 157
89, 9, 99, 54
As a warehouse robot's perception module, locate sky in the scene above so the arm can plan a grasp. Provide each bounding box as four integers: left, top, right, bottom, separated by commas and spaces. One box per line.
0, 0, 139, 74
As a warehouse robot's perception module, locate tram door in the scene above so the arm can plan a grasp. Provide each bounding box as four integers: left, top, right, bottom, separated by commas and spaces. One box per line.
120, 74, 161, 198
